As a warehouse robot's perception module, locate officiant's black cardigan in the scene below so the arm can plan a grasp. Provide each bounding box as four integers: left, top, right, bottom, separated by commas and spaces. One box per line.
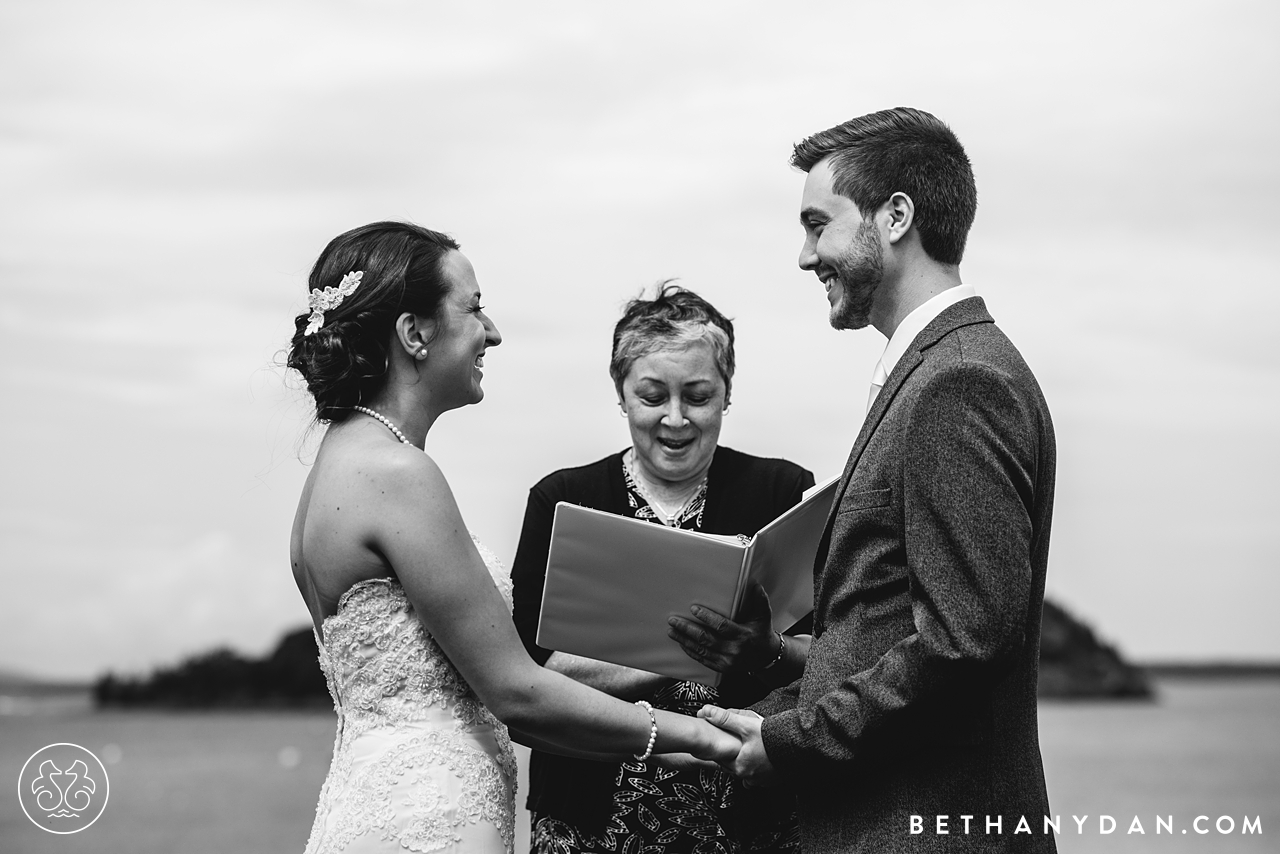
510, 445, 814, 832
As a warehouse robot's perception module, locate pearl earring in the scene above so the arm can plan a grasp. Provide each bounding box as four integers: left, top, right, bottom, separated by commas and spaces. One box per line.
417, 350, 428, 360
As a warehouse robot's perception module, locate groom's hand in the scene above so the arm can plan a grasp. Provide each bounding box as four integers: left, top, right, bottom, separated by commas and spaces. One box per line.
698, 705, 777, 788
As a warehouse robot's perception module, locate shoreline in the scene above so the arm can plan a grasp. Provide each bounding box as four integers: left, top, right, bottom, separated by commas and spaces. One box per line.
3, 671, 1278, 716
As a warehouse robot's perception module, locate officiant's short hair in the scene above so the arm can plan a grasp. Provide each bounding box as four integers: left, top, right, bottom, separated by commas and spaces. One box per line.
609, 283, 736, 403
792, 106, 977, 266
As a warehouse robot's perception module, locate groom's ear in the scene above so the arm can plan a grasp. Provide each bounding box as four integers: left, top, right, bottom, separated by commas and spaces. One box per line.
883, 192, 915, 246
393, 312, 437, 358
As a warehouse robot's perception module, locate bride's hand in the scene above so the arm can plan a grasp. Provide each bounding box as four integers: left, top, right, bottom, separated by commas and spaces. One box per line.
698, 705, 776, 788
654, 716, 741, 772
691, 714, 742, 765
649, 705, 740, 771
653, 751, 719, 772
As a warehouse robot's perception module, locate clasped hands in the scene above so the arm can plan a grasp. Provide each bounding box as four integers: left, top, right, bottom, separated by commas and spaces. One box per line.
553, 578, 782, 781
660, 579, 780, 786
670, 705, 776, 788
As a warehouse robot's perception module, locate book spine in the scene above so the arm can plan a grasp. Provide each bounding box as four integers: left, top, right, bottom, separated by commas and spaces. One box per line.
729, 541, 754, 620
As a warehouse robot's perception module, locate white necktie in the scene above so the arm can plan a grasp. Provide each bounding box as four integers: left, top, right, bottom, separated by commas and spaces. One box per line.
866, 359, 887, 414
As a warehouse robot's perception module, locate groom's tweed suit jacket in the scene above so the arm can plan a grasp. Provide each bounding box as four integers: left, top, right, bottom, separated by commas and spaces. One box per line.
756, 297, 1057, 853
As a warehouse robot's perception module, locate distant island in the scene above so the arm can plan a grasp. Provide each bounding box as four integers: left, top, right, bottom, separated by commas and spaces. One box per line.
94, 628, 329, 709
87, 598, 1165, 709
1036, 600, 1152, 699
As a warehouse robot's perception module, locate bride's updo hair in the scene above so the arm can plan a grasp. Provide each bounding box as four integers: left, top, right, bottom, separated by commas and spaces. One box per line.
288, 221, 459, 422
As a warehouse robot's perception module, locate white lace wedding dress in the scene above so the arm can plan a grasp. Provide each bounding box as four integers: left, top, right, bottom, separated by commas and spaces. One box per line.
304, 539, 518, 854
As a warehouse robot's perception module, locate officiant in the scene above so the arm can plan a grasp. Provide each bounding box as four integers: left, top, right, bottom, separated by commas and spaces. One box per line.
510, 284, 814, 854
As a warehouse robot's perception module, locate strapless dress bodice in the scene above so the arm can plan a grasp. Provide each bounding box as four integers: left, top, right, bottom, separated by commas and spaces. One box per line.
304, 538, 517, 854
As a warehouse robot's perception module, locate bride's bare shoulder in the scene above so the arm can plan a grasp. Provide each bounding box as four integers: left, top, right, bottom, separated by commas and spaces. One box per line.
314, 428, 448, 490
314, 442, 464, 543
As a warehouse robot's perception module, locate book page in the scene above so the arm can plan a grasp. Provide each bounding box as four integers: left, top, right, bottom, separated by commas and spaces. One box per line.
536, 505, 749, 685
744, 476, 839, 630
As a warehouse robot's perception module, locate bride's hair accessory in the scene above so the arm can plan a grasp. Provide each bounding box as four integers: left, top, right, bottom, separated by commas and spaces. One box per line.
288, 224, 459, 424
633, 699, 658, 761
304, 271, 364, 336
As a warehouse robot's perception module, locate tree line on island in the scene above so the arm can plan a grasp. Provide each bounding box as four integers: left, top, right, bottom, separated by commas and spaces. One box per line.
93, 598, 1152, 709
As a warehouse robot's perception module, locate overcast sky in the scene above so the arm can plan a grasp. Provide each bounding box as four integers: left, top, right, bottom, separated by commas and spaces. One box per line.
2, 0, 1277, 680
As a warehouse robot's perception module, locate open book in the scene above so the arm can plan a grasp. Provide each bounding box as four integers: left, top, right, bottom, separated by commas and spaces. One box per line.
536, 475, 839, 685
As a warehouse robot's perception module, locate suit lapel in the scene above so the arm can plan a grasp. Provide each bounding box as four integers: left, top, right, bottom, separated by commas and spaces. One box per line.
833, 350, 922, 507
811, 351, 923, 618
810, 297, 995, 626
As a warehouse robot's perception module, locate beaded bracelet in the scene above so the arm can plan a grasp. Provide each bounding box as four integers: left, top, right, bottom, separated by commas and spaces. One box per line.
633, 700, 658, 761
754, 631, 786, 673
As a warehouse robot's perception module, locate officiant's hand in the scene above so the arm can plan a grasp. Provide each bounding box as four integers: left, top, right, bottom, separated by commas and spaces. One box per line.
698, 705, 776, 788
667, 581, 778, 674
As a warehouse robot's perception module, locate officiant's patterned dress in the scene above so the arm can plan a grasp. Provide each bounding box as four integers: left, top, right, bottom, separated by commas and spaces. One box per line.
511, 446, 813, 854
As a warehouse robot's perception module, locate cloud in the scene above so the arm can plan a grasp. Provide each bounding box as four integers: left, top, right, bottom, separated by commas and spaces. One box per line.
1, 0, 1278, 678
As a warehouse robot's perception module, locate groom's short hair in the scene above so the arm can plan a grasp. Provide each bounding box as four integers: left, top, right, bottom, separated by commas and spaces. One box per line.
792, 107, 977, 266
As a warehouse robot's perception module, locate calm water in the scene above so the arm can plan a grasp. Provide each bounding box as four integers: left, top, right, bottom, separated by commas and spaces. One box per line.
0, 679, 1275, 853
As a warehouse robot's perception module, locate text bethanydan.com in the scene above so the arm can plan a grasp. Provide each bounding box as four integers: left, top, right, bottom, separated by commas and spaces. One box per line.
909, 814, 1262, 837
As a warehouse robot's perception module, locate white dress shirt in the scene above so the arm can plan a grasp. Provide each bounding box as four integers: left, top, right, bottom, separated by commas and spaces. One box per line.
867, 284, 977, 413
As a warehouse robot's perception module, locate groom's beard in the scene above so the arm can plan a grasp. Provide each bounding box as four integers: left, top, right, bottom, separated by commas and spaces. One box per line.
829, 218, 883, 331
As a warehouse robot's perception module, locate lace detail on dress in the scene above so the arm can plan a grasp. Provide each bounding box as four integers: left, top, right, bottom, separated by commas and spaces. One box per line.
305, 536, 517, 853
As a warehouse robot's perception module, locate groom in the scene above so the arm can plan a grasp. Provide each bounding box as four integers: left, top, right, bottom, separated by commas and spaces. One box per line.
704, 107, 1058, 852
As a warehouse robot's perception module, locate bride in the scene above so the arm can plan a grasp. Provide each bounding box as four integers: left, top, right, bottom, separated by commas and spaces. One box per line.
286, 222, 739, 854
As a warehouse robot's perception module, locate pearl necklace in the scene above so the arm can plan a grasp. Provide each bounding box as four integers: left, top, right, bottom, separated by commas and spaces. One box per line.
353, 406, 412, 445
